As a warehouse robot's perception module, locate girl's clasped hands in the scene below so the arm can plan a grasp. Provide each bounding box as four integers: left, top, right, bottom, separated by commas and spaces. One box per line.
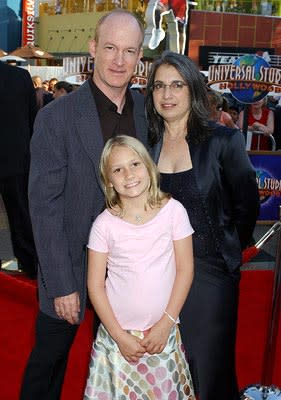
116, 317, 173, 363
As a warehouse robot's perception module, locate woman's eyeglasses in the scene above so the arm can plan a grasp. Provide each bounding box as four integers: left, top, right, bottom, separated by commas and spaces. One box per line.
152, 80, 188, 93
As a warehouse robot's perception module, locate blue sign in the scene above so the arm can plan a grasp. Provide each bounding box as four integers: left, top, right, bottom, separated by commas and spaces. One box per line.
248, 152, 281, 222
208, 54, 281, 104
231, 55, 270, 103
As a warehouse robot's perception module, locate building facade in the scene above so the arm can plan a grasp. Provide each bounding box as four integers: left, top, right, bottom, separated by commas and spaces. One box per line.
0, 0, 21, 51
2, 0, 281, 70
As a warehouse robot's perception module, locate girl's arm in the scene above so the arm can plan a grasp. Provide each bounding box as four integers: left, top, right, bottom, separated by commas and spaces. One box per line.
87, 249, 146, 362
141, 235, 194, 354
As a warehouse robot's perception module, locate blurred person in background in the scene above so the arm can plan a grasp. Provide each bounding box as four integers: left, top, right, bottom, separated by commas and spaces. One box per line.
48, 77, 58, 93
267, 95, 280, 110
229, 105, 239, 127
42, 80, 49, 91
273, 103, 281, 150
0, 62, 38, 279
207, 89, 236, 128
53, 81, 74, 99
32, 75, 53, 110
238, 98, 274, 150
32, 75, 42, 89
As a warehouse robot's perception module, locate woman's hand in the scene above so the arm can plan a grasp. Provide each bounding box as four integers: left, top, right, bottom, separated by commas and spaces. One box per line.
252, 122, 270, 135
116, 331, 146, 363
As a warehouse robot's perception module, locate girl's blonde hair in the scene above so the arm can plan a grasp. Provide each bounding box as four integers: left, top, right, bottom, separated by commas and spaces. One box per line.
100, 135, 169, 212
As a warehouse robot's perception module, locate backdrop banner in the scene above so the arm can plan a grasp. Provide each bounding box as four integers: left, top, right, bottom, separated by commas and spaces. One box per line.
248, 151, 281, 222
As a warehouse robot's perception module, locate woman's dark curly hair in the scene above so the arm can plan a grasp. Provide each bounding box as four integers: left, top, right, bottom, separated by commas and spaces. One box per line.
145, 51, 211, 146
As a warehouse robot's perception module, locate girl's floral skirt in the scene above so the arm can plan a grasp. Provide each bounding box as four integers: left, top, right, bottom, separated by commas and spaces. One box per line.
84, 323, 194, 400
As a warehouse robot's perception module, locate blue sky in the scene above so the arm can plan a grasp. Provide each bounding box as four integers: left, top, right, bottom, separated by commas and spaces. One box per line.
8, 0, 21, 16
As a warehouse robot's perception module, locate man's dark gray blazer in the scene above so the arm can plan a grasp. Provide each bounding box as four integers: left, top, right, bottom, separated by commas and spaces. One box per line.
29, 80, 148, 321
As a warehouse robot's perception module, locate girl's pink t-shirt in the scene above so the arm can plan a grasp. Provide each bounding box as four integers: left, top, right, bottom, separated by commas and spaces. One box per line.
87, 198, 193, 331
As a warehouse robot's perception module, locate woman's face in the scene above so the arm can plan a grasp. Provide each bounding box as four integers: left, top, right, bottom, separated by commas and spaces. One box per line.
152, 64, 191, 124
252, 99, 264, 110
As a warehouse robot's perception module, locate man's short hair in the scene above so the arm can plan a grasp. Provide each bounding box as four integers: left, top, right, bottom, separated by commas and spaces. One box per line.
54, 81, 73, 93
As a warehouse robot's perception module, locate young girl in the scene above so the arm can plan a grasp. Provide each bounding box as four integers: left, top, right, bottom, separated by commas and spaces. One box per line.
84, 135, 195, 400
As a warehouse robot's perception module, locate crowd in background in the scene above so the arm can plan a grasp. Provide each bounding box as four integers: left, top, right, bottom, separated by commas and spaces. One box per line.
206, 88, 280, 151
28, 70, 281, 153
31, 75, 75, 110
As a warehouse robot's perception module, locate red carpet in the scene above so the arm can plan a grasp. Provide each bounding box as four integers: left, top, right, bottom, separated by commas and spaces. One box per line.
0, 269, 280, 399
0, 272, 93, 400
236, 270, 281, 389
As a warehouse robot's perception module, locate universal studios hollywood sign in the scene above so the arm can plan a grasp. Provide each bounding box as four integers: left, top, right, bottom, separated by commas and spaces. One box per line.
208, 54, 281, 104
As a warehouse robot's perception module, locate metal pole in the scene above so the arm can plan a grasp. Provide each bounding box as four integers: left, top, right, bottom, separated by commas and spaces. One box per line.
262, 205, 281, 385
242, 104, 249, 144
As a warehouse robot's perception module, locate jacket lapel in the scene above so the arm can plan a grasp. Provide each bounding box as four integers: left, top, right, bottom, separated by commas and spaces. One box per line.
131, 91, 148, 148
74, 81, 104, 183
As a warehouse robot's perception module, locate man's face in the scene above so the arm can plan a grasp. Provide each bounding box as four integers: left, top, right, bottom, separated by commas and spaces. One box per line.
89, 14, 143, 94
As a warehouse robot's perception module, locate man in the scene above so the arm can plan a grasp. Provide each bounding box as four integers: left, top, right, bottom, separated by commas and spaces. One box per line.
53, 80, 74, 99
20, 9, 147, 400
0, 62, 38, 278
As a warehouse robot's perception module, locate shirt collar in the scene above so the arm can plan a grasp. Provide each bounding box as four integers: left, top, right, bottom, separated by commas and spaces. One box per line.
89, 76, 133, 117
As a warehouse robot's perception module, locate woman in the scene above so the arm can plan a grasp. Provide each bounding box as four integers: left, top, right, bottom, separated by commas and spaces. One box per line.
238, 98, 274, 150
145, 51, 260, 400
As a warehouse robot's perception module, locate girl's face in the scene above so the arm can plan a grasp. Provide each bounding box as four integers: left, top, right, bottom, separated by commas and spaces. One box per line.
152, 64, 191, 124
107, 145, 150, 202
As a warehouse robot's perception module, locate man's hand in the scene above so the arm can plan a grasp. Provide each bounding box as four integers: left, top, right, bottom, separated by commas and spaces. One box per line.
54, 292, 80, 324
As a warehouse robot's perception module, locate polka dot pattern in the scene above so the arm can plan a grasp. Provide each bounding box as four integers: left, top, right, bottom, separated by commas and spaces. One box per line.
84, 324, 195, 399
